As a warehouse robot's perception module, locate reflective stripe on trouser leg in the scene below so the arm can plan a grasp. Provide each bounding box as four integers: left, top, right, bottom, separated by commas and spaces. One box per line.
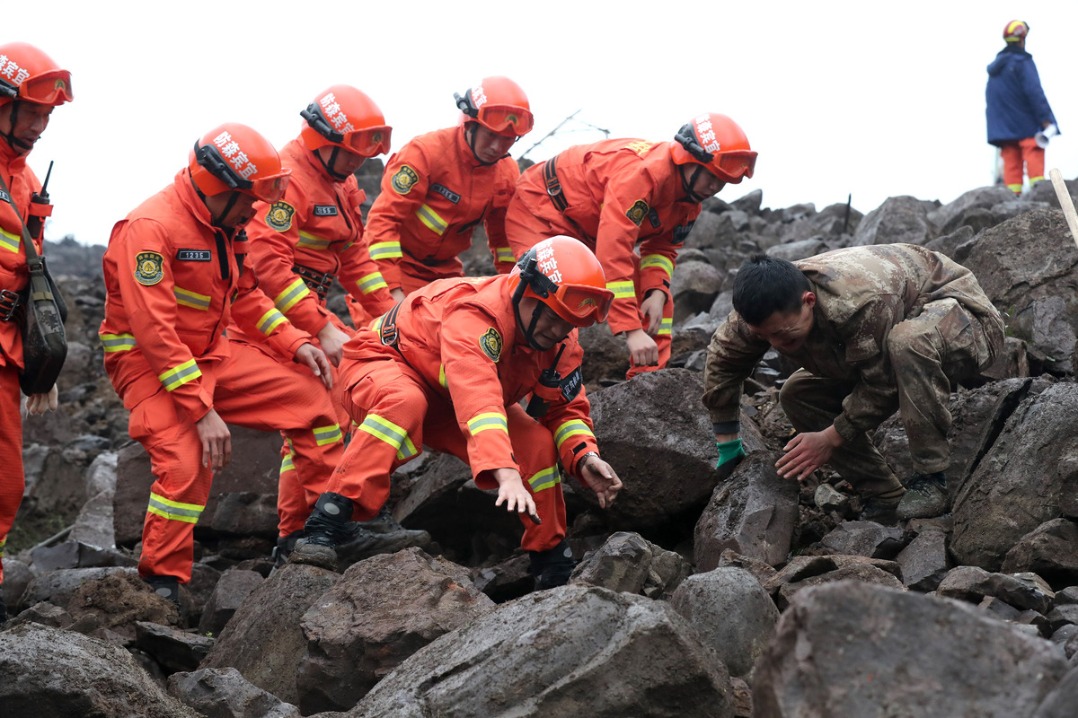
778, 369, 903, 498
129, 393, 213, 584
329, 362, 430, 521
626, 256, 673, 379
0, 365, 24, 585
277, 438, 308, 537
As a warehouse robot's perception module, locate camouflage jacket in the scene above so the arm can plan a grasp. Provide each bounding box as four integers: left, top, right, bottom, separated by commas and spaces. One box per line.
702, 244, 1003, 441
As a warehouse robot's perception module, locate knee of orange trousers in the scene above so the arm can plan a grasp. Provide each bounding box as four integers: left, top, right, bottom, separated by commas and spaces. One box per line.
0, 368, 25, 551
999, 143, 1025, 188
139, 512, 198, 583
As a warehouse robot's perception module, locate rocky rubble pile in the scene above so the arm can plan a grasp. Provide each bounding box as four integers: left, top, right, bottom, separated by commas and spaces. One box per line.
3, 177, 1078, 716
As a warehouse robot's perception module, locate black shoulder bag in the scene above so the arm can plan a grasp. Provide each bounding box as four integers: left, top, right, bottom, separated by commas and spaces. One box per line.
0, 162, 68, 394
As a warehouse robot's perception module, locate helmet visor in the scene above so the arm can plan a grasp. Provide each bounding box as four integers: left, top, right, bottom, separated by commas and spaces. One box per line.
12, 70, 73, 105
343, 125, 392, 156
477, 104, 534, 136
712, 150, 757, 182
548, 284, 614, 325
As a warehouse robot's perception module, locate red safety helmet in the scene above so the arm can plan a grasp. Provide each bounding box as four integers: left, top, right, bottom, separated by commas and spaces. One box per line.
510, 236, 613, 327
1003, 20, 1029, 43
670, 113, 757, 184
300, 85, 392, 157
455, 76, 534, 138
0, 42, 73, 108
188, 123, 291, 203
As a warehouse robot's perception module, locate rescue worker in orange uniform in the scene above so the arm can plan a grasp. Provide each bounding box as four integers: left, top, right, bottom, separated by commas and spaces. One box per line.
0, 42, 73, 624
355, 76, 530, 319
230, 86, 426, 563
293, 236, 624, 589
99, 123, 346, 603
505, 113, 757, 379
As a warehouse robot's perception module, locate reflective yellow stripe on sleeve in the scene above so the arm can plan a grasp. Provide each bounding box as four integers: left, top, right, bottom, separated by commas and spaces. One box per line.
147, 492, 205, 524
657, 317, 672, 336
174, 286, 211, 310
369, 241, 403, 261
159, 358, 201, 392
297, 231, 332, 251
467, 412, 509, 436
606, 280, 636, 299
0, 228, 20, 253
100, 333, 137, 353
257, 308, 287, 336
639, 254, 674, 278
415, 205, 448, 235
554, 419, 594, 450
356, 272, 388, 295
495, 247, 516, 263
274, 277, 310, 314
358, 413, 419, 460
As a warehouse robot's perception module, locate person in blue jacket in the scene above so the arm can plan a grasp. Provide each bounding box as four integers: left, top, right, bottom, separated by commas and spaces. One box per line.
985, 20, 1058, 195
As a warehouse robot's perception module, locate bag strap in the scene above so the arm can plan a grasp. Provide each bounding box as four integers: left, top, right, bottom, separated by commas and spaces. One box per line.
0, 167, 43, 268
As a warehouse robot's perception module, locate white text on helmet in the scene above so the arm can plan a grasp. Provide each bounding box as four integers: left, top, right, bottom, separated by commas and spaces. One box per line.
320, 93, 356, 135
0, 56, 31, 86
213, 131, 259, 181
535, 242, 563, 283
471, 85, 488, 109
694, 115, 720, 153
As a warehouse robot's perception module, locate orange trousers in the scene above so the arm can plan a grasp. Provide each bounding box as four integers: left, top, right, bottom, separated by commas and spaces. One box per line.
128, 341, 344, 583
504, 206, 671, 379
328, 345, 566, 553
0, 364, 24, 586
1000, 137, 1045, 194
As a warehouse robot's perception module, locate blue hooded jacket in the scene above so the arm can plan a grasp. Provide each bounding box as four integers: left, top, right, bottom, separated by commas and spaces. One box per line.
985, 45, 1057, 146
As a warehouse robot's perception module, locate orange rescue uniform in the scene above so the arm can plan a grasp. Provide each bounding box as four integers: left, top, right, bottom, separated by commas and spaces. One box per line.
364, 124, 519, 295
505, 139, 701, 377
0, 139, 49, 585
330, 274, 600, 552
229, 138, 395, 536
99, 170, 345, 583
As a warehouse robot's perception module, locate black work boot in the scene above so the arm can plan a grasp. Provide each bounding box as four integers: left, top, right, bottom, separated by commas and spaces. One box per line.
290, 492, 355, 570
271, 529, 305, 568
335, 513, 434, 569
529, 539, 577, 590
896, 472, 948, 520
144, 575, 181, 607
860, 487, 906, 526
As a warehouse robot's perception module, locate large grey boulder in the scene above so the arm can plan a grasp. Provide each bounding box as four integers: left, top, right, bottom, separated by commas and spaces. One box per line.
169, 667, 302, 718
669, 566, 780, 677
571, 531, 690, 598
347, 586, 734, 718
754, 581, 1069, 717
952, 382, 1078, 570
296, 548, 495, 713
0, 622, 191, 717
851, 195, 938, 247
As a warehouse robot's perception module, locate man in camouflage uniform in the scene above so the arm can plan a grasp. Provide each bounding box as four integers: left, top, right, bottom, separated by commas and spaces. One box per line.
702, 244, 1005, 522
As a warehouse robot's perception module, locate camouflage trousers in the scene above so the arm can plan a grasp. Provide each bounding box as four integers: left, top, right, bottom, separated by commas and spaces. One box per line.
780, 298, 1003, 497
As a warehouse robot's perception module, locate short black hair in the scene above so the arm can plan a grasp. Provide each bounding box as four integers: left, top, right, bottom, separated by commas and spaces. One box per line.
732, 254, 811, 325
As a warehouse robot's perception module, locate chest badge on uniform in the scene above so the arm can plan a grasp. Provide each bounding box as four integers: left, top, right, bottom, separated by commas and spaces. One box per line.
391, 165, 420, 195
266, 201, 295, 231
479, 327, 503, 363
134, 251, 164, 286
626, 199, 649, 226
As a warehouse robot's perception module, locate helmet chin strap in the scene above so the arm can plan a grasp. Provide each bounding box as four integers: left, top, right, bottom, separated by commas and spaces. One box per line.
3, 101, 34, 153
512, 280, 549, 350
465, 123, 504, 166
681, 165, 709, 203
317, 146, 352, 181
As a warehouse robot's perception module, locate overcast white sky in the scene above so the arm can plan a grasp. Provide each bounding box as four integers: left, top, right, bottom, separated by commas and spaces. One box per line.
8, 1, 1078, 246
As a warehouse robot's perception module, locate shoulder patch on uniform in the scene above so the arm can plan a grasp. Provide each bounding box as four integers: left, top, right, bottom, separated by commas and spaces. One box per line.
626, 199, 649, 226
479, 327, 503, 362
134, 251, 164, 286
266, 201, 295, 231
391, 165, 420, 195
